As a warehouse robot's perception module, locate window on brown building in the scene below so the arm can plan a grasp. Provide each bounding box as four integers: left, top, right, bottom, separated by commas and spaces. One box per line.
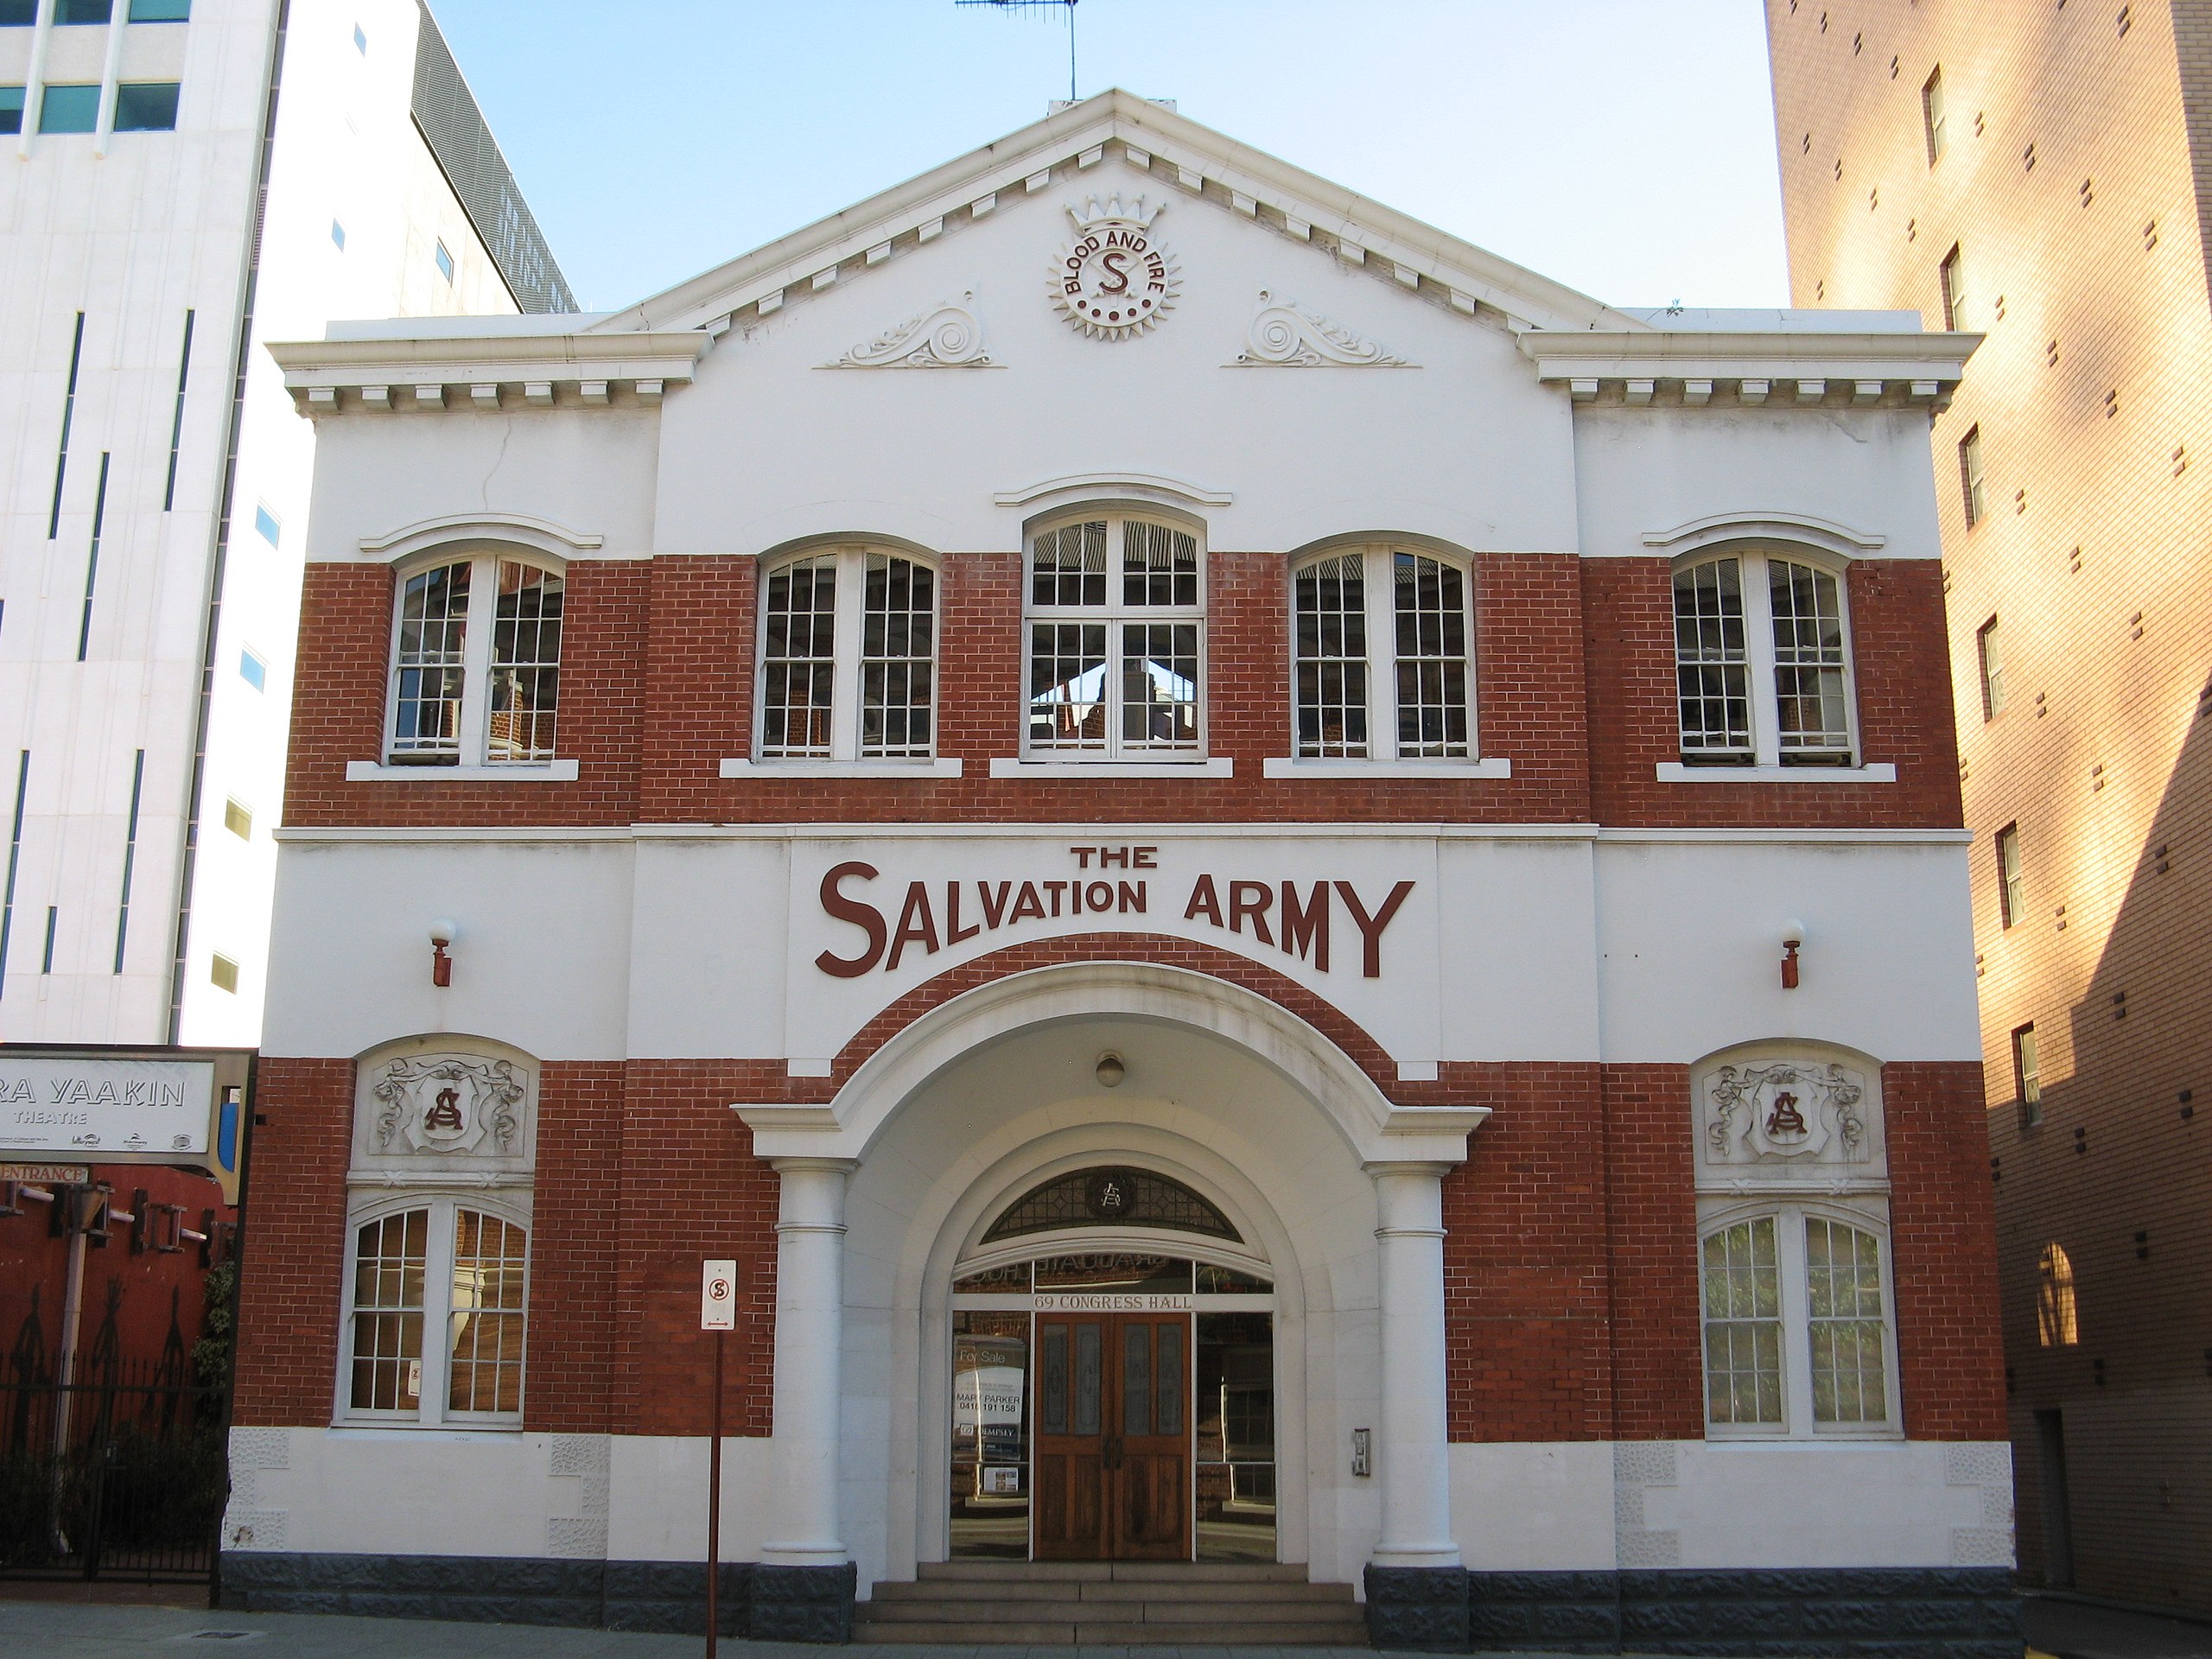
2037, 1242, 2078, 1347
2012, 1022, 2041, 1126
1960, 427, 1987, 526
1922, 67, 1948, 163
1996, 823, 2024, 926
1940, 245, 1968, 331
1976, 615, 2007, 718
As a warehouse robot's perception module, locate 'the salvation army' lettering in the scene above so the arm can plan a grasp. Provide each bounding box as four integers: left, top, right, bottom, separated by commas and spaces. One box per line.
814, 861, 1414, 980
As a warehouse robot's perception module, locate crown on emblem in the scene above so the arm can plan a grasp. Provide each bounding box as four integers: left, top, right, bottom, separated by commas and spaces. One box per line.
1067, 194, 1162, 232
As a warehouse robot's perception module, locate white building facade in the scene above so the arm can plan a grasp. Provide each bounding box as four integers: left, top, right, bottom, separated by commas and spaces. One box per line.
223, 93, 2018, 1654
0, 0, 570, 1046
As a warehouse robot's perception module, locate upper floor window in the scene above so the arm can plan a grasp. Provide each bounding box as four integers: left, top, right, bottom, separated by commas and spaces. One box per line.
1976, 614, 2006, 718
114, 82, 180, 132
434, 239, 454, 284
386, 554, 563, 766
2012, 1021, 2042, 1127
1960, 427, 1987, 526
1024, 515, 1202, 760
38, 85, 99, 133
1672, 549, 1856, 766
2037, 1241, 2077, 1347
1701, 1207, 1897, 1437
757, 546, 937, 760
344, 1198, 528, 1427
1922, 67, 1948, 164
129, 0, 192, 19
1939, 245, 1968, 331
1293, 547, 1473, 760
1996, 822, 2024, 926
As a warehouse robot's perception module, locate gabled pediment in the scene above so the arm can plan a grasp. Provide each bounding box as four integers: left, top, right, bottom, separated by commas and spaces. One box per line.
582, 88, 1642, 340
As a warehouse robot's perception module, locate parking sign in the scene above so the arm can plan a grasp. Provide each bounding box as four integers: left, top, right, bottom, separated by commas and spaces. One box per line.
701, 1260, 738, 1332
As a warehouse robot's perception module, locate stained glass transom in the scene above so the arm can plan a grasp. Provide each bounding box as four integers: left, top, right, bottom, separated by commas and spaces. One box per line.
982, 1166, 1241, 1243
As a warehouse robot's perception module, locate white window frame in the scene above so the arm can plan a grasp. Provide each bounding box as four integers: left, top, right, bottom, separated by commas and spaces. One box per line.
1670, 545, 1861, 769
381, 549, 565, 768
1697, 1198, 1902, 1441
746, 543, 943, 767
335, 1191, 531, 1430
1285, 543, 1481, 766
1019, 511, 1208, 764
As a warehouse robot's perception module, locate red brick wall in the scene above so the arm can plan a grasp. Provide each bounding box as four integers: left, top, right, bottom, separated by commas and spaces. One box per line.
611, 1062, 779, 1438
286, 549, 1956, 832
1601, 1065, 1707, 1440
1885, 1059, 2008, 1440
231, 1058, 352, 1427
1582, 556, 1963, 830
525, 1062, 626, 1433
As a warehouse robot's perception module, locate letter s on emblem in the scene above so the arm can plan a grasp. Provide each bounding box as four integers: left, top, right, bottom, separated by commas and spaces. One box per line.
1097, 248, 1130, 295
816, 861, 888, 977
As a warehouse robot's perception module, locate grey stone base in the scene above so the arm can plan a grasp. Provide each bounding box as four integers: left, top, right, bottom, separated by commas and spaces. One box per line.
1451, 1567, 2022, 1658
1368, 1565, 1474, 1649
219, 1552, 855, 1642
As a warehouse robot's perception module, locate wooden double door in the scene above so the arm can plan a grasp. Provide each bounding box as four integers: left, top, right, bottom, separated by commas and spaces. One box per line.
1033, 1312, 1190, 1560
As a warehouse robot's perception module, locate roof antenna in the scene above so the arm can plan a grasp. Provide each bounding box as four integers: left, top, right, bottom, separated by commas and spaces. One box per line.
957, 0, 1079, 106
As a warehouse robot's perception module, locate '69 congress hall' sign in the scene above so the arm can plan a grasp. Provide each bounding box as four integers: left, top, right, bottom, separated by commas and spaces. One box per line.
812, 843, 1415, 980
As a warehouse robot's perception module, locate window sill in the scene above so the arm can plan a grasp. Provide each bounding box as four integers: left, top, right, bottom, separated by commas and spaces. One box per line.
347, 760, 580, 782
1656, 761, 1896, 784
719, 758, 963, 779
324, 1421, 526, 1437
988, 757, 1235, 779
1262, 757, 1512, 780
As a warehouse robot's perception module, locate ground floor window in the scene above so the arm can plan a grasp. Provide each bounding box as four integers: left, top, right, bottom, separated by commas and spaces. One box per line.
341, 1196, 529, 1427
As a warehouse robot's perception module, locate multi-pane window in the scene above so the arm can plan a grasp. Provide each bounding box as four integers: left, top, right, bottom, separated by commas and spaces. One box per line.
2012, 1023, 2042, 1127
1977, 615, 2007, 718
1939, 245, 1967, 332
1997, 823, 2024, 927
1700, 1208, 1897, 1437
343, 1198, 528, 1426
1673, 550, 1855, 766
1922, 67, 1948, 164
385, 554, 563, 766
755, 547, 937, 761
1291, 547, 1474, 761
1025, 516, 1202, 760
1960, 427, 1986, 526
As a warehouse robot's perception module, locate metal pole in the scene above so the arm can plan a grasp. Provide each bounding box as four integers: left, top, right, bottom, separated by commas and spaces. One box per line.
706, 1331, 723, 1657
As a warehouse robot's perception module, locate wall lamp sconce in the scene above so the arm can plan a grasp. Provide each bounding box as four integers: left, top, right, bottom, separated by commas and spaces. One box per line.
1781, 918, 1805, 990
429, 918, 457, 988
1095, 1052, 1126, 1088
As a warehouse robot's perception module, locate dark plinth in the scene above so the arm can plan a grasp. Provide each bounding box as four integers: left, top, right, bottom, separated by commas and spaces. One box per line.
1367, 1564, 1474, 1650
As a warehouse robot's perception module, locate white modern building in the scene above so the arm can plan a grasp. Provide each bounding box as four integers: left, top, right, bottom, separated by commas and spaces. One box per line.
0, 0, 570, 1046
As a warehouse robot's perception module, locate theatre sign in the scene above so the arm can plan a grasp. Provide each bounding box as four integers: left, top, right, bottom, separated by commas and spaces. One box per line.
0, 1048, 252, 1201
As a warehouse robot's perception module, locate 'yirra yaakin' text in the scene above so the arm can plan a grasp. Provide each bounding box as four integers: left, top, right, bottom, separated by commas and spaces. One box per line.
814, 850, 1413, 979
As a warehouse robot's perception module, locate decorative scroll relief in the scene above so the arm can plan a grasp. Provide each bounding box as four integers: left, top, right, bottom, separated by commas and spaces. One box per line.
1696, 1057, 1885, 1192
823, 291, 995, 368
1052, 194, 1178, 340
1231, 290, 1409, 367
352, 1048, 536, 1182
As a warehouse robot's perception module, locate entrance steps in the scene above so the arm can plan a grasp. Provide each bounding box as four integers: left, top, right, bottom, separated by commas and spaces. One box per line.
855, 1560, 1370, 1645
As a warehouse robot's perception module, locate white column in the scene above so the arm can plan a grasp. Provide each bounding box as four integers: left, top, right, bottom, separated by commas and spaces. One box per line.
762, 1156, 855, 1567
1369, 1160, 1461, 1567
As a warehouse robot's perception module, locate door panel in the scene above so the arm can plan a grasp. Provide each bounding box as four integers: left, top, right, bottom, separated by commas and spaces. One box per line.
1032, 1312, 1190, 1560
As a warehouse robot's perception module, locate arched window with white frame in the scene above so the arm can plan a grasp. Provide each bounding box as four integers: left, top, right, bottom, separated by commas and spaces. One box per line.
1290, 544, 1474, 761
756, 544, 938, 761
1672, 546, 1857, 766
342, 1193, 531, 1427
1022, 512, 1204, 760
385, 550, 564, 766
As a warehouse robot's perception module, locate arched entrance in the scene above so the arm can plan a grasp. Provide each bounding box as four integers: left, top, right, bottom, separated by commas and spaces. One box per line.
947, 1163, 1281, 1563
734, 962, 1484, 1594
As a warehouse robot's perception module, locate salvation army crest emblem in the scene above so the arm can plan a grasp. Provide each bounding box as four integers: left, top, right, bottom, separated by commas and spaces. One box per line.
372, 1057, 524, 1156
1706, 1061, 1867, 1165
1052, 195, 1179, 340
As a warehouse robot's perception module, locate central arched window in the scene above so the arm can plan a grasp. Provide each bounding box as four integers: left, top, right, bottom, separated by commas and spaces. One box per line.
1023, 514, 1204, 760
385, 553, 564, 765
2037, 1242, 2078, 1347
1291, 546, 1473, 760
757, 545, 938, 760
343, 1196, 529, 1426
1672, 547, 1857, 766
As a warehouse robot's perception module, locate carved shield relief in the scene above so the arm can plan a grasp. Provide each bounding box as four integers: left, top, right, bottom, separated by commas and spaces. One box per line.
1694, 1053, 1885, 1192
352, 1046, 536, 1181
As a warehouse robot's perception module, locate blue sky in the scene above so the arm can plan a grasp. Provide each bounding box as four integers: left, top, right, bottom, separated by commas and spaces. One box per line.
431, 0, 1789, 316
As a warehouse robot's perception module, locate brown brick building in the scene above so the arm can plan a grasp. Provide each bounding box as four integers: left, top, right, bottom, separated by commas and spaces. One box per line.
1768, 0, 2212, 1616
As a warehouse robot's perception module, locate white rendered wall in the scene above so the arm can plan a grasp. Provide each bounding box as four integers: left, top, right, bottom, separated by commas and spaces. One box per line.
0, 0, 524, 1046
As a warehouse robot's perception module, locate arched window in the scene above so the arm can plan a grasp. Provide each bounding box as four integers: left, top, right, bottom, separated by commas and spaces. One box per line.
757, 546, 938, 760
1699, 1207, 1896, 1436
1023, 513, 1203, 760
343, 1197, 529, 1425
1291, 545, 1473, 761
1673, 548, 1856, 766
385, 552, 563, 765
2037, 1242, 2078, 1347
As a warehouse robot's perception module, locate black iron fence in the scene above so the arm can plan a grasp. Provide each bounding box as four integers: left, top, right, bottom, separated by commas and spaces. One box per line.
0, 1355, 228, 1581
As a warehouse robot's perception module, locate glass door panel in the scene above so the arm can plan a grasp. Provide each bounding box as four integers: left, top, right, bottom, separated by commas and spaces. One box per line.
950, 1312, 1031, 1558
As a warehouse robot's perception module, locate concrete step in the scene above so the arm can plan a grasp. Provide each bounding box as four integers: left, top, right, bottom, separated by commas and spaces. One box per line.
862, 1592, 1357, 1626
861, 1598, 1096, 1622
914, 1558, 1310, 1582
851, 1617, 1371, 1645
871, 1577, 1353, 1605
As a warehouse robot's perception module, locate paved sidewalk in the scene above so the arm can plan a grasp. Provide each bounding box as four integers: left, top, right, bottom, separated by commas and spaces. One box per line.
2026, 1594, 2212, 1659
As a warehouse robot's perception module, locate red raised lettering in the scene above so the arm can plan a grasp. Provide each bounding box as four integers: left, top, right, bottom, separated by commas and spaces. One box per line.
815, 862, 887, 978
1335, 879, 1414, 978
